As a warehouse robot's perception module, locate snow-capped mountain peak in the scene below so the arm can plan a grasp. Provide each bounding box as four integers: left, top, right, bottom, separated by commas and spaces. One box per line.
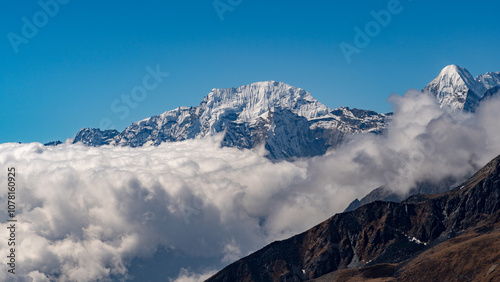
423, 64, 488, 111
439, 64, 473, 80
200, 81, 330, 123
427, 64, 484, 96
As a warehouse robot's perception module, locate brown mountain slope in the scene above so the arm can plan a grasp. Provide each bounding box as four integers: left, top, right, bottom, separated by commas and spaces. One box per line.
206, 154, 500, 282
399, 226, 500, 281
312, 211, 500, 282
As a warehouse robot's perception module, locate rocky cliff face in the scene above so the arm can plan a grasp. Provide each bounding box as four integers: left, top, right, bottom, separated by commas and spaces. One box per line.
73, 128, 120, 146
207, 154, 500, 282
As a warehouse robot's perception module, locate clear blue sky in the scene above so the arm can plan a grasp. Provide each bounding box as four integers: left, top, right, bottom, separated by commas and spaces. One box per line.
1, 0, 499, 143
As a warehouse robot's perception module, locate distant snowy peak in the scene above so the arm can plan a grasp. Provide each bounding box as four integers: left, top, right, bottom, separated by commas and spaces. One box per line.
200, 81, 331, 122
423, 65, 483, 111
476, 72, 500, 90
445, 64, 485, 94
423, 64, 500, 111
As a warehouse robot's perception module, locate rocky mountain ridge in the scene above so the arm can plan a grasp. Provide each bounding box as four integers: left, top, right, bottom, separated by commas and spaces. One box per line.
72, 81, 391, 160
49, 65, 500, 162
207, 154, 500, 281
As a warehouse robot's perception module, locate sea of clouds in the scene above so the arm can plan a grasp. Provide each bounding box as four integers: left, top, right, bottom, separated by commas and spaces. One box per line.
1, 90, 500, 281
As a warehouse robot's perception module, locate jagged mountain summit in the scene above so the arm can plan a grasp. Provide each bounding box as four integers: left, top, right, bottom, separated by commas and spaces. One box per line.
72, 81, 391, 160
207, 154, 500, 282
423, 64, 500, 111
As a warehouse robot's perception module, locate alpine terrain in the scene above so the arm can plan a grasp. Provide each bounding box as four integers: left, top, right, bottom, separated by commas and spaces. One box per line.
207, 154, 500, 282
47, 65, 500, 163
344, 64, 500, 210
69, 81, 391, 160
423, 64, 500, 111
41, 64, 500, 281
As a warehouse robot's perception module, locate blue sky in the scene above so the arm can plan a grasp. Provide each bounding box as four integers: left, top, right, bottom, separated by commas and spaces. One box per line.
1, 0, 499, 144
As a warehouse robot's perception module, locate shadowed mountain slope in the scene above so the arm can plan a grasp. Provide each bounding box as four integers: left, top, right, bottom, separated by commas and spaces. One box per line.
207, 154, 500, 282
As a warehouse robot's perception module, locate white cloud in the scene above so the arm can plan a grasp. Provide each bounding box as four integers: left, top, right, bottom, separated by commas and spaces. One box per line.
1, 90, 500, 281
172, 268, 217, 282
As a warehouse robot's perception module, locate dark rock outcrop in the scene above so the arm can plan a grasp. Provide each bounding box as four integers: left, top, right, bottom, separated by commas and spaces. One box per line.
44, 140, 62, 146
73, 128, 120, 146
344, 177, 464, 212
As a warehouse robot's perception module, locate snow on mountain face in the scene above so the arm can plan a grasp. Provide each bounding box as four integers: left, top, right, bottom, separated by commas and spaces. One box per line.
201, 81, 331, 122
114, 82, 331, 146
60, 66, 500, 159
423, 65, 483, 111
423, 65, 500, 112
71, 81, 390, 160
476, 72, 500, 91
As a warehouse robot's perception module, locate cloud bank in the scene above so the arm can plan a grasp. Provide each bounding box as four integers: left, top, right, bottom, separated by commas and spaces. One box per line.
1, 90, 500, 281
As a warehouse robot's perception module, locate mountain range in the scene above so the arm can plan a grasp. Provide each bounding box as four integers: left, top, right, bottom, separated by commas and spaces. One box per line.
49, 65, 500, 162
44, 64, 500, 280
70, 81, 391, 161
49, 64, 500, 215
207, 153, 500, 281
